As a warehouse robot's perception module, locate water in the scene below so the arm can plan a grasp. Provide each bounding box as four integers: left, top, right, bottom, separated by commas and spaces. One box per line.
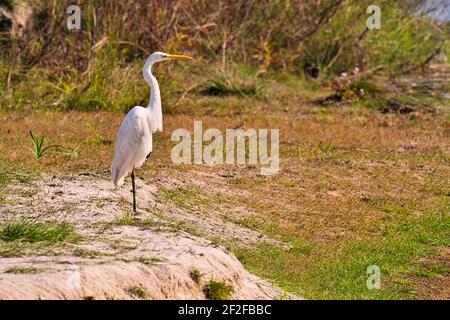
395, 60, 450, 100
419, 0, 450, 22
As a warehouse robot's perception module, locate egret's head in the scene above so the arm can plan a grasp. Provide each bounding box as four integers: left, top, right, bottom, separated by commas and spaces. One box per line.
146, 51, 192, 65
143, 52, 191, 81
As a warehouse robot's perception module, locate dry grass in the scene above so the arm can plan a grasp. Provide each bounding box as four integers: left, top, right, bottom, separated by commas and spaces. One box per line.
1, 0, 448, 300
0, 78, 449, 299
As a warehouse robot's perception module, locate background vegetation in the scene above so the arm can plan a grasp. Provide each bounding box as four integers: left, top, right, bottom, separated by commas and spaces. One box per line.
0, 0, 448, 112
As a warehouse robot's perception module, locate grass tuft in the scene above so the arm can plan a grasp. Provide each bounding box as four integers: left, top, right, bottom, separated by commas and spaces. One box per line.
29, 130, 60, 159
189, 268, 202, 285
236, 208, 450, 299
199, 68, 266, 98
203, 280, 233, 300
5, 266, 41, 274
0, 219, 78, 243
0, 159, 40, 185
127, 285, 149, 300
111, 210, 135, 226
159, 186, 214, 211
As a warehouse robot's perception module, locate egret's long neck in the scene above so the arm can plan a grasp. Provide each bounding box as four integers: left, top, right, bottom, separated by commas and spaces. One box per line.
144, 63, 163, 132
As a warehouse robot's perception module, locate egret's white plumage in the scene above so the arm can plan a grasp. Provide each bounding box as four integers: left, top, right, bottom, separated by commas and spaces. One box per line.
111, 106, 153, 187
111, 52, 191, 211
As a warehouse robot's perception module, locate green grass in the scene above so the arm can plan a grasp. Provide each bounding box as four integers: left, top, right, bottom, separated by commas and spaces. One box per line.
159, 186, 214, 211
111, 209, 135, 226
0, 159, 40, 185
127, 285, 149, 299
5, 266, 42, 274
203, 280, 233, 300
29, 130, 60, 159
0, 1, 447, 113
0, 219, 79, 243
236, 201, 449, 299
0, 242, 26, 257
109, 209, 157, 228
199, 67, 266, 98
413, 265, 448, 278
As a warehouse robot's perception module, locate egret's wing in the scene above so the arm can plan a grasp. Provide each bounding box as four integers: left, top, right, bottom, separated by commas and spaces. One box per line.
111, 108, 145, 187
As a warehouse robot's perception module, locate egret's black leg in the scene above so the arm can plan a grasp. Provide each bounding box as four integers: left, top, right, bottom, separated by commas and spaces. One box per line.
131, 168, 137, 213
146, 152, 152, 159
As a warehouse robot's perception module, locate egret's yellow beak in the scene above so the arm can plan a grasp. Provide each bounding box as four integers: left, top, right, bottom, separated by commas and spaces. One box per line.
165, 54, 192, 60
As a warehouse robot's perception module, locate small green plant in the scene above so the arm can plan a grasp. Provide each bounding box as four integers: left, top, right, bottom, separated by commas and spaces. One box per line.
127, 285, 149, 299
159, 186, 213, 210
29, 130, 60, 159
203, 280, 233, 300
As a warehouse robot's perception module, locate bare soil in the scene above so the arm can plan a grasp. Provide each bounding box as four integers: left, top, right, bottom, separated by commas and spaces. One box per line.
0, 174, 295, 300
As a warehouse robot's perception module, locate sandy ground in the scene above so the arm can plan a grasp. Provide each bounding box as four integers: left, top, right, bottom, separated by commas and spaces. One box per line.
0, 174, 296, 300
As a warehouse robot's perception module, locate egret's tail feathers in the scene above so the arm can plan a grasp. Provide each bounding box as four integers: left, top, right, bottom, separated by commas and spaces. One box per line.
114, 177, 125, 189
135, 158, 146, 169
111, 161, 131, 189
112, 171, 126, 189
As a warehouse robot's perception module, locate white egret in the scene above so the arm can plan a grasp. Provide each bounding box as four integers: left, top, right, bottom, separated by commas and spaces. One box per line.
111, 52, 192, 212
